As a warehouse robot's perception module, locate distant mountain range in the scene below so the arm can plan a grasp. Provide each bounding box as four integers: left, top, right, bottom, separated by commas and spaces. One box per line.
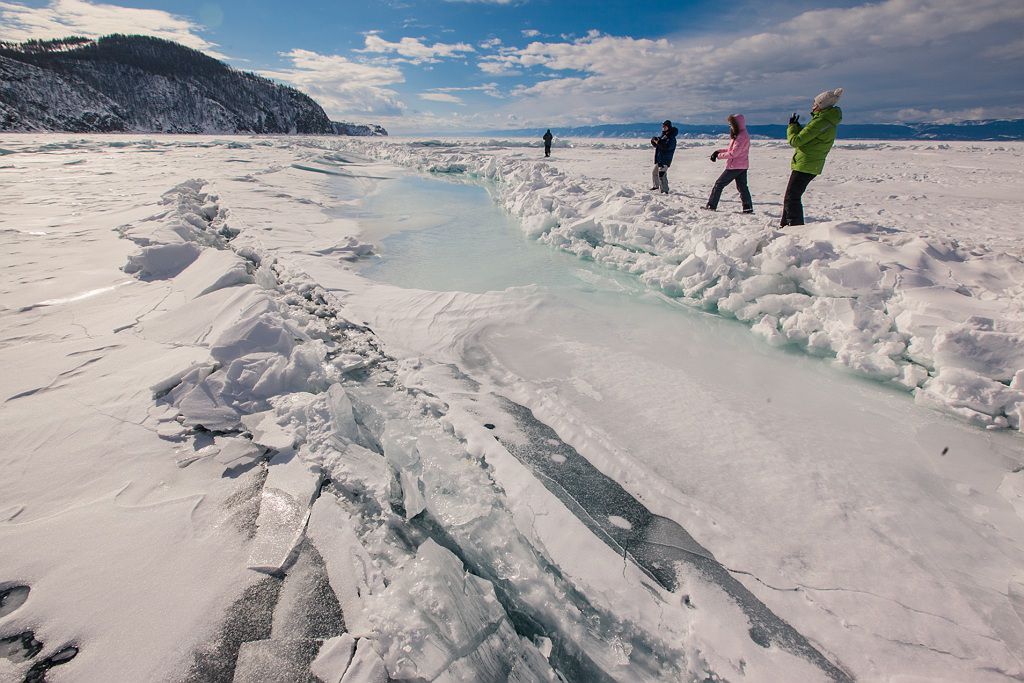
472, 120, 1024, 141
0, 35, 386, 136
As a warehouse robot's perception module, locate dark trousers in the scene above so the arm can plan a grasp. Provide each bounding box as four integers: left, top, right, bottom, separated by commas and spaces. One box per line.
781, 170, 816, 226
544, 143, 551, 157
706, 169, 752, 211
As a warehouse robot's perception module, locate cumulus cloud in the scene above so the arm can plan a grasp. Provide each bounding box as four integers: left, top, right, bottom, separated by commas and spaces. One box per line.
260, 49, 406, 118
0, 0, 222, 56
521, 29, 540, 37
478, 0, 1024, 125
358, 34, 474, 64
479, 59, 521, 76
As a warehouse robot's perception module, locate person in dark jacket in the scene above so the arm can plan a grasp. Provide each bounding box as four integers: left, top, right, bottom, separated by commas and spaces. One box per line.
704, 113, 753, 213
543, 129, 553, 157
781, 88, 843, 227
649, 120, 678, 194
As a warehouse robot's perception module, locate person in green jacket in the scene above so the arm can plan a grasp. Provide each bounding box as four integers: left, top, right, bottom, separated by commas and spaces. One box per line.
781, 88, 843, 227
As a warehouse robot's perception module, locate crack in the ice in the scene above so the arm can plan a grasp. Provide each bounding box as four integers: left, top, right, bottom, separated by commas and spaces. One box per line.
494, 397, 855, 682
67, 396, 157, 435
722, 568, 1008, 647
68, 311, 95, 340
4, 355, 104, 402
112, 285, 173, 333
888, 636, 975, 662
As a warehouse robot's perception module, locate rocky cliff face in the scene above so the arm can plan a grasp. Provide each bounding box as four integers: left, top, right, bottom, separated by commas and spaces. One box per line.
0, 35, 387, 136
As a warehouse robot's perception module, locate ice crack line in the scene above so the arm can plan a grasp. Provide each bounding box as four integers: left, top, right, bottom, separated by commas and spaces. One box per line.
493, 396, 854, 682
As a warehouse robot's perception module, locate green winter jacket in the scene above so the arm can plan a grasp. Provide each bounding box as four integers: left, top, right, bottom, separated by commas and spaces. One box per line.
787, 106, 842, 175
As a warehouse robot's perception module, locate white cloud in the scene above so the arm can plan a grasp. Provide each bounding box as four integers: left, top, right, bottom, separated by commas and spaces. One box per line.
420, 92, 463, 104
358, 34, 474, 64
479, 59, 521, 76
260, 49, 407, 118
891, 106, 1022, 123
521, 29, 540, 38
479, 37, 502, 49
0, 0, 222, 57
477, 0, 1024, 126
430, 82, 502, 98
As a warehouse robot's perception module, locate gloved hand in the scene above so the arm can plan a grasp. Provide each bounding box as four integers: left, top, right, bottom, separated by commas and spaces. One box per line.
789, 112, 800, 125
710, 150, 719, 162
651, 137, 659, 146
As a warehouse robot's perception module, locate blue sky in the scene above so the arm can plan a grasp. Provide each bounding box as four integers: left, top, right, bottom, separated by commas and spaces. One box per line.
2, 0, 1023, 133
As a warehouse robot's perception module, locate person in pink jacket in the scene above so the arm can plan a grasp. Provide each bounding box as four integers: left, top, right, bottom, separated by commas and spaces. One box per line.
703, 114, 753, 213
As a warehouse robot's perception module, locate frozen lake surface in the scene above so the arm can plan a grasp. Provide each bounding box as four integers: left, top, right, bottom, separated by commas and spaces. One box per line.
357, 173, 588, 292
343, 166, 1024, 682
2, 135, 1023, 683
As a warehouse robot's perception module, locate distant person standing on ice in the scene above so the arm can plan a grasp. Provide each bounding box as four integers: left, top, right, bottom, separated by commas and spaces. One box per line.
703, 113, 753, 213
780, 88, 843, 227
650, 120, 678, 194
543, 129, 553, 157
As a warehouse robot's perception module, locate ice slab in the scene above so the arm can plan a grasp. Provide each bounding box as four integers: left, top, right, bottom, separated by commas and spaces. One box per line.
247, 450, 322, 574
327, 383, 363, 446
369, 539, 555, 682
306, 493, 384, 638
242, 410, 297, 451
381, 421, 426, 520
340, 639, 386, 683
214, 436, 266, 470
269, 540, 344, 641
310, 634, 355, 683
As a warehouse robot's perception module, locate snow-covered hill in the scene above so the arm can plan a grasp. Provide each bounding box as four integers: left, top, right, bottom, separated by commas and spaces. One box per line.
0, 35, 387, 136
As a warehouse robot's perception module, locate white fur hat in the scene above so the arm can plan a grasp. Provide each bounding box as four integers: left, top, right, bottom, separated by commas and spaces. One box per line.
813, 88, 844, 109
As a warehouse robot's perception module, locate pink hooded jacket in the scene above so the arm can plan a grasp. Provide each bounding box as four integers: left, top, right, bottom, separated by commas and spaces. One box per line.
716, 114, 749, 170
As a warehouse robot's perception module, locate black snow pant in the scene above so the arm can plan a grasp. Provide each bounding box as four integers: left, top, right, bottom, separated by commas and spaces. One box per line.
781, 170, 816, 226
706, 169, 753, 211
544, 143, 551, 157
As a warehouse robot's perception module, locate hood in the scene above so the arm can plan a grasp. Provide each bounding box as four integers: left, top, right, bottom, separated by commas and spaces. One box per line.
815, 107, 842, 125
666, 126, 678, 138
729, 114, 746, 130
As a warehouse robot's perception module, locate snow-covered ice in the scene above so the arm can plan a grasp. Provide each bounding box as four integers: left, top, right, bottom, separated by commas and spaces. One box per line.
1, 134, 1023, 682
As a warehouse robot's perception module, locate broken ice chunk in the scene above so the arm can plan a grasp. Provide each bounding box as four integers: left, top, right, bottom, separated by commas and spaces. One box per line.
150, 361, 214, 398
173, 375, 245, 432
213, 436, 265, 470
156, 421, 187, 440
242, 410, 296, 451
381, 422, 426, 520
369, 539, 555, 682
340, 639, 387, 683
331, 353, 371, 375
310, 633, 356, 683
306, 494, 385, 638
209, 311, 295, 365
327, 383, 363, 446
248, 450, 322, 574
322, 443, 391, 507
